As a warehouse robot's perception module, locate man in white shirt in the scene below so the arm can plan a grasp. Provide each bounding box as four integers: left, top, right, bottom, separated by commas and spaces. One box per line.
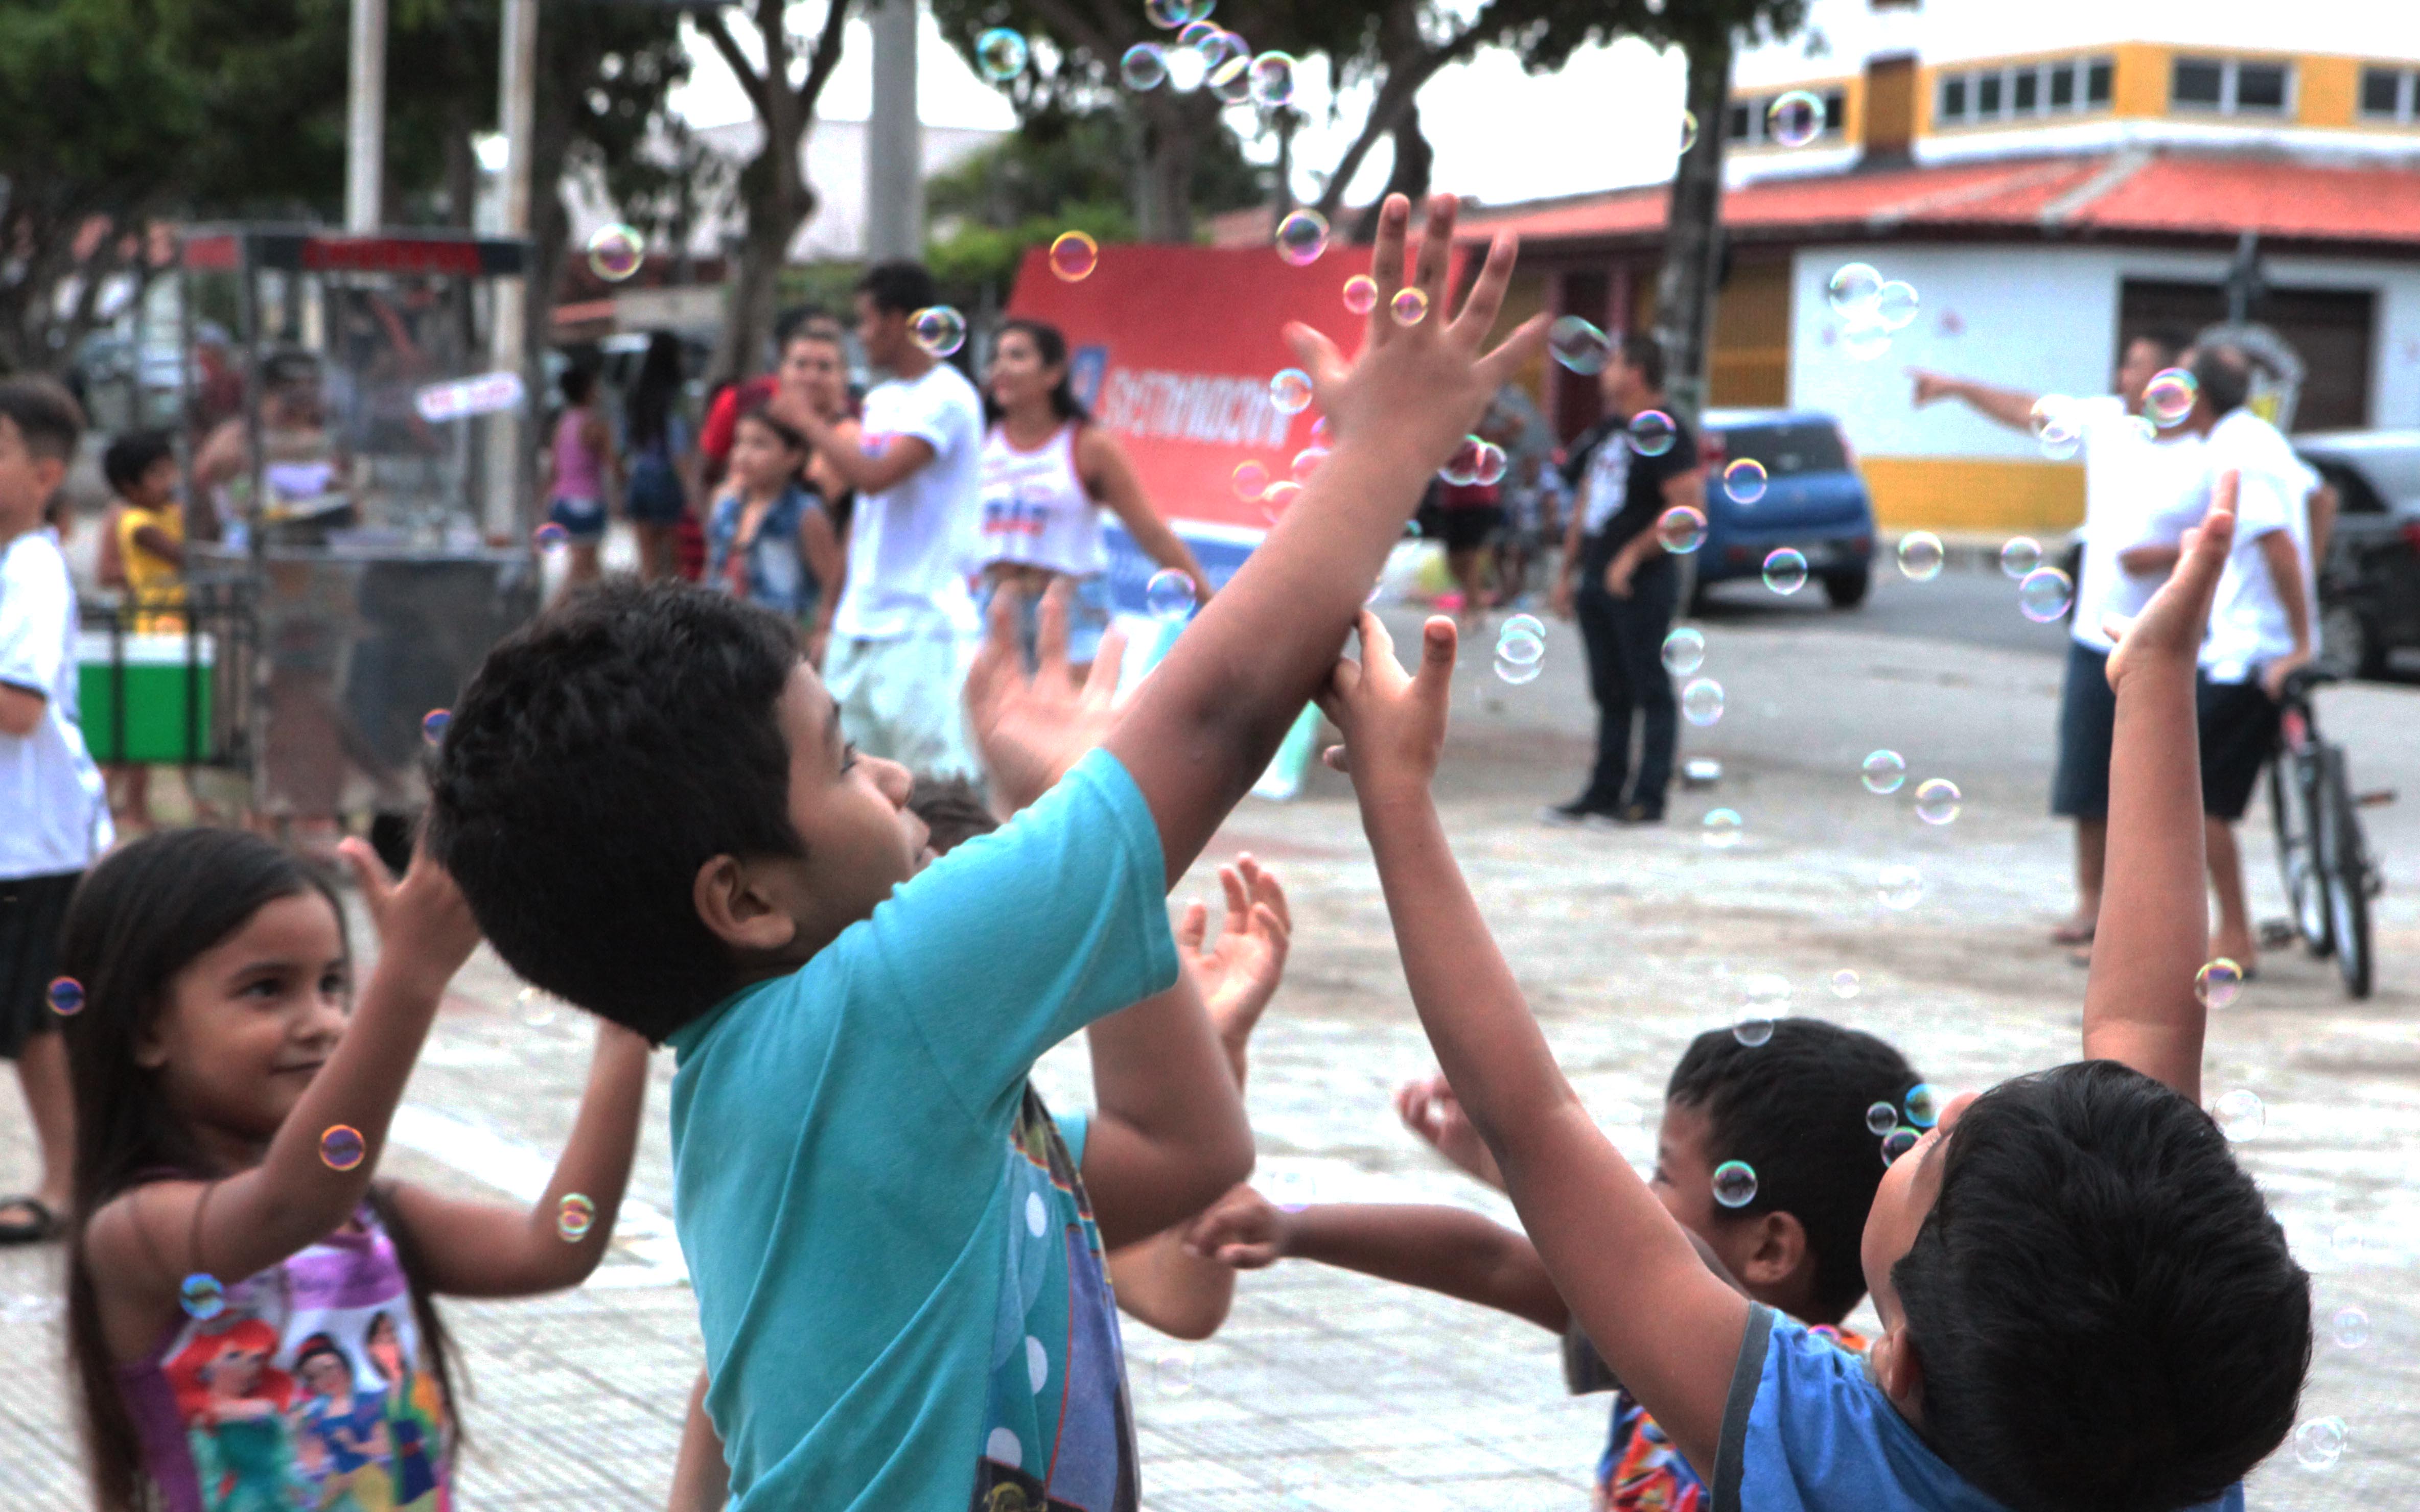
1911, 328, 2196, 950
784, 262, 986, 779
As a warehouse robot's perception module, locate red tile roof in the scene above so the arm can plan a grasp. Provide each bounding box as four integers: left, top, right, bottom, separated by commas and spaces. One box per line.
1459, 151, 2420, 253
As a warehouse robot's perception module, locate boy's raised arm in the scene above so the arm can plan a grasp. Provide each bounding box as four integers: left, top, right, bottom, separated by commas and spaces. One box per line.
1106, 194, 1544, 887
2084, 475, 2240, 1100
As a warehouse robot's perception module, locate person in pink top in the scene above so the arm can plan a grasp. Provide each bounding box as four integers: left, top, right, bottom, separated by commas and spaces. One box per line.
538, 367, 619, 594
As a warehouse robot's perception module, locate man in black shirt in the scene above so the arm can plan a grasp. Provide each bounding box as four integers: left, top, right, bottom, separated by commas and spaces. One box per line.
1545, 334, 1707, 825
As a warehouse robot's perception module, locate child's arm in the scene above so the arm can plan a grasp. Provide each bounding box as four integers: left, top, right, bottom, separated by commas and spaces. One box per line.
82, 840, 481, 1347
668, 1367, 727, 1512
1320, 609, 1748, 1470
1078, 967, 1252, 1251
1099, 194, 1544, 887
381, 1018, 651, 1295
1397, 1072, 1507, 1190
2087, 475, 2239, 1100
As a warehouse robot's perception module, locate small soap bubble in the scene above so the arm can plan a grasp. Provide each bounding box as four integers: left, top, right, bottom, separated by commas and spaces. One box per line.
2018, 567, 2074, 623
2211, 1088, 2265, 1141
2027, 394, 2072, 442
45, 977, 83, 1015
1473, 442, 1508, 487
1309, 415, 1333, 446
516, 985, 557, 1027
1501, 613, 1546, 643
1340, 273, 1378, 314
1248, 51, 1296, 107
1656, 505, 1707, 554
1712, 1161, 1759, 1208
319, 1124, 365, 1171
1231, 459, 1270, 500
1389, 286, 1429, 326
1767, 89, 1825, 148
1290, 446, 1329, 482
1156, 1347, 1196, 1395
1176, 19, 1216, 48
1144, 569, 1198, 622
2331, 1306, 2369, 1349
1896, 531, 1945, 582
1741, 974, 1790, 1010
1048, 230, 1099, 281
1627, 410, 1677, 458
1903, 1083, 1940, 1128
1549, 315, 1610, 374
2293, 1416, 2345, 1471
1274, 208, 1329, 266
1493, 650, 1542, 686
1874, 281, 1920, 332
2038, 428, 2080, 462
2145, 367, 2198, 427
179, 1273, 226, 1320
974, 27, 1029, 81
1439, 436, 1483, 487
1723, 458, 1768, 504
532, 521, 569, 550
1194, 28, 1247, 78
909, 305, 967, 358
1998, 537, 2041, 579
1860, 749, 1906, 795
1660, 626, 1705, 676
1827, 262, 1882, 319
1145, 0, 1189, 26
1914, 778, 1961, 826
1496, 631, 1544, 668
1681, 677, 1725, 726
2195, 957, 2244, 1009
1877, 865, 1922, 910
1677, 110, 1698, 156
1210, 58, 1253, 104
1120, 42, 1168, 90
1840, 323, 1893, 362
1761, 548, 1808, 595
1832, 969, 1860, 999
1866, 1100, 1898, 1136
1259, 480, 1302, 523
555, 1193, 597, 1243
1880, 1126, 1921, 1166
1702, 809, 1743, 849
585, 223, 643, 282
1731, 1015, 1773, 1046
420, 708, 450, 745
1268, 368, 1313, 414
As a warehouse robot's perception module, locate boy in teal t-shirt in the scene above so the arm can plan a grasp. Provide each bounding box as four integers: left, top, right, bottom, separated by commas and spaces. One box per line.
429, 201, 1544, 1506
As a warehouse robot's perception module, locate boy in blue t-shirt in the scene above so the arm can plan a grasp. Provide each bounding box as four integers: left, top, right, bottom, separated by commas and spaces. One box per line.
1310, 474, 2305, 1512
428, 195, 1545, 1510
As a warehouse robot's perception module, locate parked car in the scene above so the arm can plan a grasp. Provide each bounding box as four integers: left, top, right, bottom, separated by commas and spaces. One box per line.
2295, 430, 2420, 680
1695, 408, 1877, 609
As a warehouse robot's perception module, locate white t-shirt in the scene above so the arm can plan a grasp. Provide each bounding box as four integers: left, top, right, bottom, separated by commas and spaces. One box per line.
833, 362, 986, 640
976, 422, 1107, 578
2200, 408, 2318, 683
0, 527, 112, 879
2070, 397, 2212, 650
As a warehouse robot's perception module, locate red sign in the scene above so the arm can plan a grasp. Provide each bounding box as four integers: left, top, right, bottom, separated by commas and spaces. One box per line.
1006, 241, 1385, 533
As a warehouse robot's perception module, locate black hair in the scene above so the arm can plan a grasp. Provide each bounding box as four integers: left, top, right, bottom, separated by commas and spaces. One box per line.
1666, 1019, 1921, 1321
909, 775, 998, 856
733, 403, 806, 456
1892, 1060, 2310, 1512
857, 259, 939, 318
103, 430, 175, 496
2191, 345, 2252, 420
426, 580, 807, 1043
54, 828, 461, 1509
0, 376, 85, 462
773, 304, 821, 347
625, 333, 684, 452
983, 318, 1091, 427
1617, 333, 1666, 392
559, 366, 597, 407
2131, 326, 2195, 368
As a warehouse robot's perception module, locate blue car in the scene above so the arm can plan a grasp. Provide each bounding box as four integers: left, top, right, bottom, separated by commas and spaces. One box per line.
1693, 408, 1877, 609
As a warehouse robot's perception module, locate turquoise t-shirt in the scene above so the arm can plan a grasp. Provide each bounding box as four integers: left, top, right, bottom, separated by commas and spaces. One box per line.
666, 748, 1177, 1510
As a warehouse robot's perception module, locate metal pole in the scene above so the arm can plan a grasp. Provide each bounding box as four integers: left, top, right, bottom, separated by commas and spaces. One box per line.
485, 0, 541, 541
866, 0, 925, 262
344, 0, 389, 232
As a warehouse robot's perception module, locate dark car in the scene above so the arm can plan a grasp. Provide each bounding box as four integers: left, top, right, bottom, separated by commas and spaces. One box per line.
2295, 430, 2420, 680
1695, 408, 1878, 609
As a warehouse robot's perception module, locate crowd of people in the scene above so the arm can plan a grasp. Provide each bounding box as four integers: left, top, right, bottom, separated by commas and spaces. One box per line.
0, 195, 2333, 1512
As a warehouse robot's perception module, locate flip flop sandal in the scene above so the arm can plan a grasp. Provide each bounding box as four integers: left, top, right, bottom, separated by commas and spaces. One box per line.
0, 1195, 64, 1246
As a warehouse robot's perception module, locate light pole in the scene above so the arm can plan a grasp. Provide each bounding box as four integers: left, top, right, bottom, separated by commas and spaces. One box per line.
866, 0, 925, 263
485, 0, 542, 540
344, 0, 388, 232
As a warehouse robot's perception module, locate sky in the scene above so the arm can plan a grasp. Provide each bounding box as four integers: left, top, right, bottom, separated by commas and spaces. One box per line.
666, 7, 1700, 210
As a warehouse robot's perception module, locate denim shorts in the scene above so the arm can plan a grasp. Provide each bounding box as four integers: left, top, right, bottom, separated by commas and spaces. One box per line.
546, 497, 608, 543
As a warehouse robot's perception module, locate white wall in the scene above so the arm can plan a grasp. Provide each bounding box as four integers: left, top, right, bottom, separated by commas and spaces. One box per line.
1788, 242, 2420, 459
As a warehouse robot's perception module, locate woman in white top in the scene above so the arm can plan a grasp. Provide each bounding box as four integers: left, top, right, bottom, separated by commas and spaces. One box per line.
979, 318, 1211, 668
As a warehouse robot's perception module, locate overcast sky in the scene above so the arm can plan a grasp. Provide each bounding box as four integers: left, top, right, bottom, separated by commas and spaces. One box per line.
667, 8, 1698, 209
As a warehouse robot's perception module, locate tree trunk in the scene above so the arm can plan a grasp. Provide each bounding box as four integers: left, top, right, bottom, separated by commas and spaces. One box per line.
1654, 31, 1733, 422
1350, 101, 1434, 242
1132, 90, 1219, 243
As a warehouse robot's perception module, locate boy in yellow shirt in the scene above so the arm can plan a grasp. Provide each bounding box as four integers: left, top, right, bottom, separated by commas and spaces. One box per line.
100, 431, 188, 832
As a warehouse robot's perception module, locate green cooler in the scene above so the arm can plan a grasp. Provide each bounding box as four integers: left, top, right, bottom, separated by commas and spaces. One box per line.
76, 631, 215, 764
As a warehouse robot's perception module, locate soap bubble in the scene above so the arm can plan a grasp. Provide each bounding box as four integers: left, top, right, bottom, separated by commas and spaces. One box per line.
1290, 446, 1330, 482
1874, 281, 1920, 331
1832, 969, 1860, 999
1268, 368, 1313, 414
555, 1193, 597, 1243
1866, 1100, 1898, 1136
1723, 458, 1768, 504
2332, 1306, 2369, 1349
1496, 631, 1544, 669
1232, 459, 1270, 500
1157, 1347, 1196, 1395
974, 28, 1028, 81
1248, 52, 1296, 107
516, 985, 556, 1027
1702, 809, 1743, 849
1048, 230, 1099, 281
910, 305, 966, 358
1341, 273, 1378, 314
1732, 1015, 1773, 1045
1145, 0, 1189, 26
1682, 678, 1725, 726
532, 521, 568, 550
2196, 957, 2244, 1009
1655, 505, 1707, 554
1501, 613, 1546, 643
1627, 410, 1677, 458
1860, 749, 1906, 795
45, 977, 83, 1015
1896, 531, 1945, 582
1767, 89, 1825, 148
2292, 1417, 2345, 1471
1914, 778, 1961, 826
1880, 1126, 1921, 1166
585, 223, 643, 282
1677, 110, 1698, 156
1660, 626, 1705, 676
1904, 1083, 1940, 1128
1877, 865, 1922, 910
1827, 262, 1882, 319
1549, 315, 1610, 374
1473, 442, 1508, 486
1274, 209, 1329, 266
420, 708, 450, 745
2017, 567, 2074, 623
1390, 287, 1429, 326
1493, 649, 1542, 685
180, 1273, 226, 1320
1194, 28, 1247, 79
1439, 436, 1483, 487
2145, 367, 2198, 428
1761, 548, 1808, 595
319, 1124, 365, 1171
1998, 537, 2041, 579
1712, 1161, 1759, 1208
1120, 43, 1168, 90
2210, 1088, 2265, 1141
1145, 569, 1198, 622
1259, 480, 1301, 523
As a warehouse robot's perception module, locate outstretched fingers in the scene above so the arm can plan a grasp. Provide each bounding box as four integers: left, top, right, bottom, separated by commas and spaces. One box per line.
1449, 229, 1520, 345
1365, 194, 1413, 344
1410, 194, 1456, 310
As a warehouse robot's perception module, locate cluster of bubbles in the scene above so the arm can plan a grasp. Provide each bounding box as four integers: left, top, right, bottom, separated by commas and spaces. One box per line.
319, 1124, 365, 1171
910, 306, 968, 359
1144, 568, 1199, 622
2195, 957, 2245, 1009
45, 975, 83, 1015
556, 1193, 597, 1243
1712, 1160, 1760, 1208
420, 708, 451, 745
1114, 4, 1297, 109
1827, 263, 1920, 360
1868, 1082, 1943, 1166
585, 223, 643, 283
1496, 613, 1546, 686
1048, 230, 1100, 281
1440, 435, 1508, 489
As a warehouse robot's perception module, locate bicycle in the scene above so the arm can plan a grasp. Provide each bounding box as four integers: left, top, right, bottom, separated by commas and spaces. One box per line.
2264, 667, 2389, 998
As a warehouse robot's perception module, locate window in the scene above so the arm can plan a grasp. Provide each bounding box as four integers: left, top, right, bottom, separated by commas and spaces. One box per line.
2172, 56, 2296, 115
2087, 60, 2113, 105
1728, 102, 1753, 141
2173, 58, 2224, 106
2360, 67, 2414, 123
2051, 66, 2075, 109
1939, 75, 1968, 122
2013, 68, 2039, 112
1729, 87, 1849, 146
2236, 63, 2288, 113
1977, 73, 2002, 113
1933, 55, 2115, 129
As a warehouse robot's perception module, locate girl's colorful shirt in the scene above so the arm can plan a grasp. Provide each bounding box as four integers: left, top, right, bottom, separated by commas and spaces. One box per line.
120, 1203, 452, 1512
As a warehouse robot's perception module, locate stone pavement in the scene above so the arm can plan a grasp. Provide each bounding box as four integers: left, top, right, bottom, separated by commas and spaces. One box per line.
4, 588, 2416, 1507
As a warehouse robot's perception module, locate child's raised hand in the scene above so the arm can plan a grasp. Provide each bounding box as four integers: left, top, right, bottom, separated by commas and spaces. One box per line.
964, 578, 1128, 813
2107, 470, 2237, 694
1316, 612, 1456, 798
338, 837, 399, 940
1181, 1184, 1293, 1270
378, 837, 482, 983
1178, 855, 1293, 1054
1394, 1072, 1504, 1190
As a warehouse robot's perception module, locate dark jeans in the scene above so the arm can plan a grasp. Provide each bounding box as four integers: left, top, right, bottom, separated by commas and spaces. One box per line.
1574, 564, 1680, 814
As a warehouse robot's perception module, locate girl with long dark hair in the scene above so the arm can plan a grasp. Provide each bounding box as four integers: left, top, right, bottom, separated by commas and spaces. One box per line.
54, 828, 651, 1510
622, 333, 696, 582
979, 318, 1211, 669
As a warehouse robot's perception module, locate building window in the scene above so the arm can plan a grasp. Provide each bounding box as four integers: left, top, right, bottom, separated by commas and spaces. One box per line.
2359, 66, 2413, 122
1728, 102, 1753, 141
2086, 59, 2113, 106
2173, 58, 2224, 107
1939, 75, 1968, 122
1933, 55, 2115, 128
2050, 66, 2075, 109
2172, 56, 2295, 115
1728, 87, 1850, 146
2013, 68, 2039, 112
1977, 73, 2002, 113
2237, 63, 2289, 113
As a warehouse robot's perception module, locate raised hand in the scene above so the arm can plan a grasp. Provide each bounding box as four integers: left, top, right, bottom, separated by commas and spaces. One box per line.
1314, 611, 1457, 796
2107, 470, 2237, 696
1181, 1184, 1293, 1270
964, 578, 1129, 814
1178, 855, 1292, 1061
1394, 1072, 1504, 1191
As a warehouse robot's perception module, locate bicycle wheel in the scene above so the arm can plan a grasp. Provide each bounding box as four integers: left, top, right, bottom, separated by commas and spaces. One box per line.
2267, 752, 2332, 956
2319, 745, 2374, 999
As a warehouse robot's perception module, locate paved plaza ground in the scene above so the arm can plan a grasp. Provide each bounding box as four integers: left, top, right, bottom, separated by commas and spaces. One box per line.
5, 568, 2416, 1507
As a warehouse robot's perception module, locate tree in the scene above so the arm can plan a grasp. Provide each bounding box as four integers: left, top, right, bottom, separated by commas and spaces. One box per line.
693, 0, 854, 383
